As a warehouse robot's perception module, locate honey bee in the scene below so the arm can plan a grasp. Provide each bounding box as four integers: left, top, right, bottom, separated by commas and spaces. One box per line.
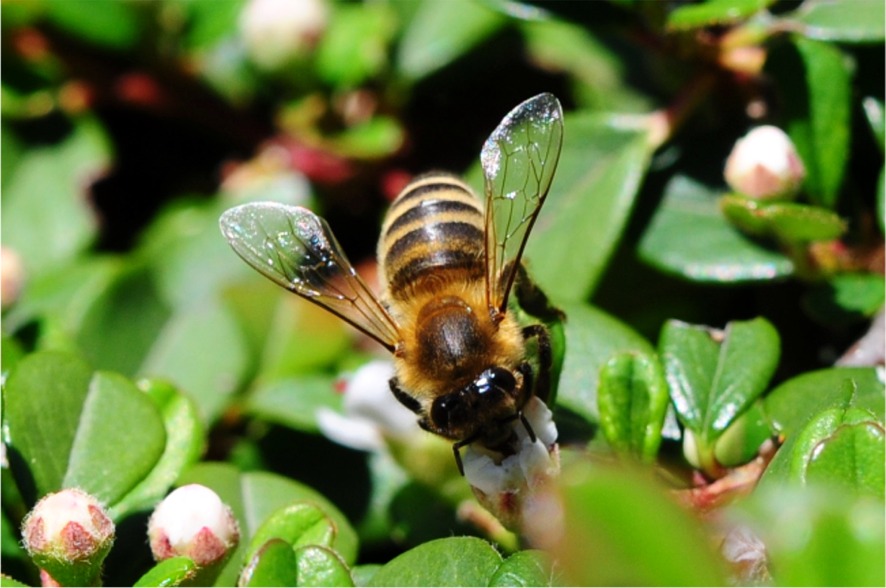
220, 93, 563, 473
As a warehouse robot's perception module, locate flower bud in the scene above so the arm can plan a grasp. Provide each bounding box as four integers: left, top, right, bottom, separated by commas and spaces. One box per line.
22, 488, 115, 586
239, 0, 329, 70
1, 246, 26, 309
724, 125, 806, 200
463, 396, 560, 531
148, 484, 239, 568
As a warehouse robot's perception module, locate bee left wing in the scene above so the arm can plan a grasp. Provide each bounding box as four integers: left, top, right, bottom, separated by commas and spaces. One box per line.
219, 202, 402, 352
481, 93, 564, 314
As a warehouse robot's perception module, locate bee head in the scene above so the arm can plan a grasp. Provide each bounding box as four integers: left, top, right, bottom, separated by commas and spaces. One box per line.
430, 367, 518, 438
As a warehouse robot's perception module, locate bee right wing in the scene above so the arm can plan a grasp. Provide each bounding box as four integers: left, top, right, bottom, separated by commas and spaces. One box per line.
481, 93, 563, 314
219, 202, 402, 352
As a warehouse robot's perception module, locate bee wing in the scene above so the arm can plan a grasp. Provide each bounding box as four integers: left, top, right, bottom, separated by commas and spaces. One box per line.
481, 93, 563, 313
219, 202, 402, 352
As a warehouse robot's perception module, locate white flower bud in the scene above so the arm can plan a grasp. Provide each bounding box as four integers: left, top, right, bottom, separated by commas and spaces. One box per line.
22, 489, 115, 586
724, 125, 806, 200
239, 0, 330, 70
148, 484, 239, 567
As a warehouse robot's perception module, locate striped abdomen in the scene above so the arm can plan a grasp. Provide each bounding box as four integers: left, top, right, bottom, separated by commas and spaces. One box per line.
379, 175, 485, 302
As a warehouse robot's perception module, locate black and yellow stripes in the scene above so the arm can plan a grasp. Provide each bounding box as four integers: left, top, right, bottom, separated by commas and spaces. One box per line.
380, 175, 486, 300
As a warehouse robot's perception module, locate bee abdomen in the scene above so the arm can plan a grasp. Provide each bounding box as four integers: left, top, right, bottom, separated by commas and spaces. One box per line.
380, 175, 485, 299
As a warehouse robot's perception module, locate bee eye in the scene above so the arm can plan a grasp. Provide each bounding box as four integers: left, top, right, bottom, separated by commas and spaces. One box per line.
475, 367, 515, 395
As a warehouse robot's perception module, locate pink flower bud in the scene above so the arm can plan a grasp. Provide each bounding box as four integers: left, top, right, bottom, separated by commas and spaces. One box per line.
22, 489, 115, 586
1, 246, 26, 309
724, 126, 806, 200
148, 484, 239, 567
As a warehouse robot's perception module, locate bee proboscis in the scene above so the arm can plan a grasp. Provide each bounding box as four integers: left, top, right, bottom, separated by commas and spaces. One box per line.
220, 93, 564, 473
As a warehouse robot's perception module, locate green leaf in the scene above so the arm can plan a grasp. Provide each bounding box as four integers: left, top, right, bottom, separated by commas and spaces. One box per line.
524, 112, 652, 301
245, 376, 341, 434
76, 264, 172, 376
762, 367, 885, 437
367, 537, 502, 587
489, 550, 556, 587
133, 556, 197, 587
738, 486, 885, 586
792, 407, 885, 497
597, 351, 669, 461
178, 464, 358, 586
44, 0, 141, 50
529, 462, 726, 586
780, 0, 885, 43
713, 401, 773, 467
862, 97, 885, 153
557, 303, 655, 425
803, 272, 885, 326
777, 37, 853, 208
720, 195, 846, 243
3, 351, 166, 508
138, 300, 248, 424
316, 4, 396, 89
639, 175, 794, 282
245, 502, 338, 565
293, 545, 354, 587
109, 379, 205, 520
395, 0, 506, 81
660, 318, 780, 471
1, 119, 108, 276
0, 576, 30, 588
667, 0, 774, 30
240, 539, 299, 588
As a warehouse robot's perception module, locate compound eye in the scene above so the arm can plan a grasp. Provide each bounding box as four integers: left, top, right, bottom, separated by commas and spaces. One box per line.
477, 367, 516, 395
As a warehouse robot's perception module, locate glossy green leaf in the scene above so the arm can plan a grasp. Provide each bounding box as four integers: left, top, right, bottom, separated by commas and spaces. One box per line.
862, 97, 885, 153
178, 464, 358, 586
395, 0, 505, 81
795, 407, 885, 497
246, 376, 341, 434
721, 195, 846, 243
597, 351, 669, 461
109, 379, 205, 520
557, 303, 655, 425
489, 550, 556, 587
639, 176, 794, 281
783, 37, 853, 208
781, 0, 885, 43
367, 537, 502, 587
529, 462, 726, 586
762, 367, 885, 437
524, 112, 652, 301
660, 318, 779, 472
240, 539, 299, 588
1, 119, 108, 276
133, 556, 197, 587
738, 486, 885, 586
3, 352, 166, 507
245, 502, 337, 564
293, 545, 354, 587
667, 0, 773, 30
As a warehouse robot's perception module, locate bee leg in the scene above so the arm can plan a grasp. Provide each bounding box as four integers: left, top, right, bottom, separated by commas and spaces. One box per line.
512, 262, 565, 323
389, 377, 423, 415
521, 325, 552, 403
452, 440, 468, 476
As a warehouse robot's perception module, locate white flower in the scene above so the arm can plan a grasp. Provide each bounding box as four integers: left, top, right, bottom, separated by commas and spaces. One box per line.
316, 360, 417, 451
22, 489, 115, 561
724, 125, 806, 200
